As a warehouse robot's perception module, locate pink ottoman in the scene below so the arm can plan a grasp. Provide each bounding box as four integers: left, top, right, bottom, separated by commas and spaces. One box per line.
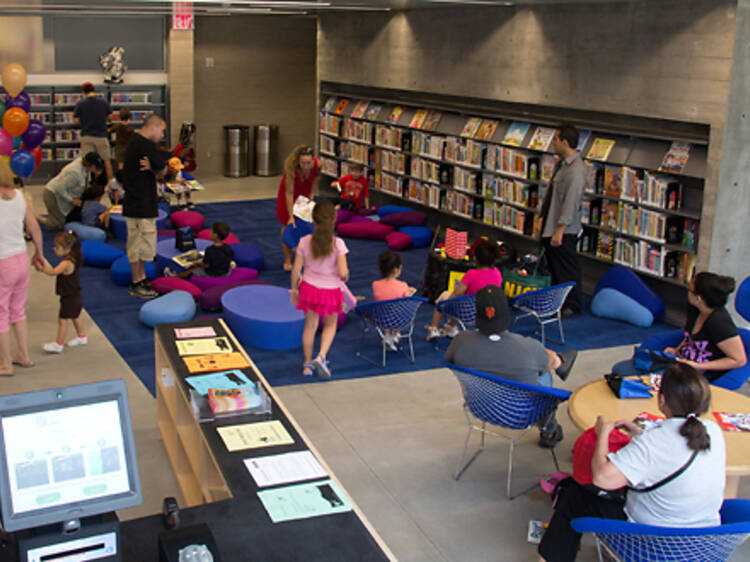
170, 210, 205, 232
151, 277, 203, 299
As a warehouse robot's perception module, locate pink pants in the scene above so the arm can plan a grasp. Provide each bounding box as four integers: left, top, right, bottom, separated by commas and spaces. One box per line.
0, 251, 29, 333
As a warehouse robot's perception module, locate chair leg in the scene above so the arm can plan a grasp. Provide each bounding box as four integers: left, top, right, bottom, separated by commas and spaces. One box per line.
540, 319, 546, 348
506, 431, 543, 500
355, 322, 388, 368
557, 309, 565, 344
455, 422, 486, 480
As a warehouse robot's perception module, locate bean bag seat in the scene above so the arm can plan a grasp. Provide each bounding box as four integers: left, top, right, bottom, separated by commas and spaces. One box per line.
386, 231, 413, 251
157, 229, 176, 240
151, 277, 203, 299
357, 206, 378, 216
222, 285, 305, 350
231, 242, 264, 271
110, 208, 168, 240
380, 210, 428, 227
337, 221, 395, 240
65, 222, 106, 242
139, 290, 196, 328
109, 255, 157, 286
199, 279, 267, 312
318, 311, 347, 331
81, 240, 124, 267
398, 226, 432, 248
281, 220, 314, 250
190, 267, 258, 291
590, 288, 654, 327
348, 216, 372, 224
595, 266, 664, 319
736, 276, 750, 323
336, 209, 355, 226
197, 229, 240, 244
170, 210, 205, 232
377, 205, 413, 218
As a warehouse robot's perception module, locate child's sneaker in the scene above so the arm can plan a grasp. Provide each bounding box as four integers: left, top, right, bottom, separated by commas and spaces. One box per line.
42, 341, 64, 354
383, 334, 398, 351
443, 325, 460, 339
312, 355, 331, 379
67, 336, 88, 347
426, 326, 441, 341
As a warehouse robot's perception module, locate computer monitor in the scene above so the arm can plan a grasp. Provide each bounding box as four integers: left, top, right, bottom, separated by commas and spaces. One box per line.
0, 379, 142, 532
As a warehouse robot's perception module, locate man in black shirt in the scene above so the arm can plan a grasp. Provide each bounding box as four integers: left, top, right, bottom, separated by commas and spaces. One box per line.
123, 114, 168, 298
73, 82, 115, 183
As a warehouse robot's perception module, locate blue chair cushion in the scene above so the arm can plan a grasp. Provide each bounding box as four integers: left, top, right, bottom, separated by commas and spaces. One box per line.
109, 255, 157, 286
398, 226, 432, 248
232, 242, 264, 270
281, 220, 314, 250
590, 288, 654, 327
65, 222, 106, 242
736, 276, 750, 323
377, 205, 414, 217
595, 266, 665, 319
139, 290, 196, 327
81, 240, 125, 268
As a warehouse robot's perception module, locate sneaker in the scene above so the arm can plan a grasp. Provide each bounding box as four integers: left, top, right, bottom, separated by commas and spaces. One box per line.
128, 283, 140, 297
163, 267, 177, 277
67, 336, 88, 347
312, 355, 331, 379
383, 334, 398, 352
426, 326, 441, 341
42, 341, 64, 354
443, 325, 460, 339
538, 425, 564, 449
140, 278, 153, 289
133, 284, 159, 299
555, 349, 578, 381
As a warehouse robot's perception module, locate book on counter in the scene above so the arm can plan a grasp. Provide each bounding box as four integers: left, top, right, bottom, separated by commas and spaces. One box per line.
208, 385, 262, 415
176, 336, 233, 356
633, 411, 665, 431
350, 99, 370, 119
183, 352, 250, 374
587, 138, 616, 162
460, 117, 482, 138
713, 411, 750, 432
502, 121, 530, 147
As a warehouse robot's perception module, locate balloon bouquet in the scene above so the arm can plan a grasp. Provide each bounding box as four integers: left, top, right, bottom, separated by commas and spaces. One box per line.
0, 63, 46, 180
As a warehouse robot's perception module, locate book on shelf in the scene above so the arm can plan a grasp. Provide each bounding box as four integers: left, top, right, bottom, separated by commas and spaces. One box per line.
659, 141, 691, 174
665, 181, 683, 210
322, 96, 337, 112
602, 201, 619, 231
587, 138, 615, 162
422, 110, 442, 131
682, 218, 699, 249
409, 108, 428, 129
334, 98, 348, 115
386, 105, 404, 124
475, 120, 499, 142
541, 154, 558, 182
350, 99, 370, 119
664, 251, 680, 279
502, 121, 530, 147
588, 199, 602, 225
596, 231, 614, 260
620, 166, 639, 201
665, 216, 683, 244
577, 129, 592, 151
364, 103, 383, 121
527, 126, 556, 151
603, 165, 622, 198
460, 117, 482, 138
679, 252, 696, 283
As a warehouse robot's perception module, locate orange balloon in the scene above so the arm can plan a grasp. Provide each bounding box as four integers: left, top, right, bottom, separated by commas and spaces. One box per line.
3, 107, 29, 137
1, 63, 27, 98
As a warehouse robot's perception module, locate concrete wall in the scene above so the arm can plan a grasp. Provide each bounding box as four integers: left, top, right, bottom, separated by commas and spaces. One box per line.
168, 29, 194, 147
318, 0, 737, 270
194, 15, 317, 178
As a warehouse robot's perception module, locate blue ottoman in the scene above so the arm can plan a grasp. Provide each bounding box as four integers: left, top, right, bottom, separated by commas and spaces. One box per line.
595, 266, 665, 319
81, 240, 125, 267
222, 285, 305, 350
377, 204, 413, 217
65, 222, 106, 242
139, 290, 196, 327
281, 220, 313, 250
110, 255, 157, 286
398, 226, 432, 248
590, 288, 654, 327
109, 208, 168, 240
232, 242, 265, 271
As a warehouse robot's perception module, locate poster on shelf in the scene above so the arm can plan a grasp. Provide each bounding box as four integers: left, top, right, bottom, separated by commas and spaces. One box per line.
460, 117, 482, 138
386, 106, 404, 124
659, 141, 691, 174
475, 120, 499, 142
587, 138, 616, 161
502, 121, 530, 147
350, 100, 370, 119
527, 126, 556, 151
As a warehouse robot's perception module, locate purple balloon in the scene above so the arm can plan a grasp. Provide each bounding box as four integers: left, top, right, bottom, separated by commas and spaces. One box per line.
6, 91, 30, 113
21, 119, 45, 149
10, 149, 35, 178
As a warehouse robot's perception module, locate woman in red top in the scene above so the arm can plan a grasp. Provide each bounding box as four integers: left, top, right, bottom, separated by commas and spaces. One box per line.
276, 145, 320, 270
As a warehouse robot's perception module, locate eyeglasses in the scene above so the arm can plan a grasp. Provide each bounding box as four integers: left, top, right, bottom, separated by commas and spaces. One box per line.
299, 147, 313, 155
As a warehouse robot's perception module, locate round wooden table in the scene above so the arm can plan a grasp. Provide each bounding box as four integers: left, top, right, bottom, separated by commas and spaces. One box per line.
568, 379, 750, 498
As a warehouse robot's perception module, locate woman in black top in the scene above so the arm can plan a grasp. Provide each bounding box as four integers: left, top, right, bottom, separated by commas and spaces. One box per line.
665, 272, 747, 381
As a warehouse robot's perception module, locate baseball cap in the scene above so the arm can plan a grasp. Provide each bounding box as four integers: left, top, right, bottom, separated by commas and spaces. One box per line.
168, 157, 184, 170
475, 285, 511, 336
81, 82, 95, 93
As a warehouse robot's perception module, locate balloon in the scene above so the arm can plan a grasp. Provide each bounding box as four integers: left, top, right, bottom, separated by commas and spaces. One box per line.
21, 119, 45, 149
1, 63, 27, 98
9, 149, 34, 178
0, 129, 11, 156
6, 91, 30, 112
0, 98, 5, 123
29, 145, 42, 168
3, 107, 28, 137
12, 136, 21, 149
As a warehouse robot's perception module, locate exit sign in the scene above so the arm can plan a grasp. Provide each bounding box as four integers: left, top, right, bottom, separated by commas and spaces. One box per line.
172, 1, 194, 30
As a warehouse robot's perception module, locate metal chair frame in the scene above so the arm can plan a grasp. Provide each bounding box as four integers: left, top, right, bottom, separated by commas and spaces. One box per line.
510, 281, 575, 346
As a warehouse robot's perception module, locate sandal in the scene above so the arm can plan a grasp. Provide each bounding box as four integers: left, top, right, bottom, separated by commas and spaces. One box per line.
312, 355, 331, 379
12, 358, 35, 368
302, 363, 314, 377
0, 368, 14, 377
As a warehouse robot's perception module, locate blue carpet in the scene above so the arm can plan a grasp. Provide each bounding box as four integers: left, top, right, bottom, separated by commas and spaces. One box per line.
42, 199, 676, 395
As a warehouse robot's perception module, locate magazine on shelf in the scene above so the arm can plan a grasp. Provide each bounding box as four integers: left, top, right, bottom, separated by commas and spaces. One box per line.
409, 109, 428, 129
460, 117, 482, 138
364, 103, 383, 121
475, 120, 499, 142
350, 100, 370, 119
587, 138, 616, 161
659, 141, 691, 174
577, 129, 592, 151
713, 411, 750, 432
386, 105, 404, 124
172, 249, 204, 269
422, 110, 442, 131
322, 96, 337, 112
333, 98, 348, 115
502, 121, 530, 147
528, 126, 556, 151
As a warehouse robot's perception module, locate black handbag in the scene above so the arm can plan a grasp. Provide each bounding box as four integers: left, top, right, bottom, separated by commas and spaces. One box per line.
175, 226, 196, 251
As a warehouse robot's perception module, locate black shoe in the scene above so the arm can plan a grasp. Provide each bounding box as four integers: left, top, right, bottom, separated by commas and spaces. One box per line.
555, 349, 578, 381
561, 307, 581, 319
139, 278, 153, 290
128, 283, 140, 297
538, 425, 563, 449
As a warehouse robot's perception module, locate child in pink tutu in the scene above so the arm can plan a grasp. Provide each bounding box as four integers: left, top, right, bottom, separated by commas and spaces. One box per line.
290, 200, 349, 378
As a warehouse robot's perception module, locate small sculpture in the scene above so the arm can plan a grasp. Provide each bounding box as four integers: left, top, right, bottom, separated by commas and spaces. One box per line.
99, 46, 127, 84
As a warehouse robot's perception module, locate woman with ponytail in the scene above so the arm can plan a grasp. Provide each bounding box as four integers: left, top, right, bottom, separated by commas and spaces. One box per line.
538, 363, 726, 562
290, 200, 348, 379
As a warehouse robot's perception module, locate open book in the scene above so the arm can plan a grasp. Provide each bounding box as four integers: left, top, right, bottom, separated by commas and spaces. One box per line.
172, 249, 204, 269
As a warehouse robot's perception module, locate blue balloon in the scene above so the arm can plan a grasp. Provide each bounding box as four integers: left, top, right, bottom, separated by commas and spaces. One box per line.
10, 149, 35, 178
12, 136, 21, 149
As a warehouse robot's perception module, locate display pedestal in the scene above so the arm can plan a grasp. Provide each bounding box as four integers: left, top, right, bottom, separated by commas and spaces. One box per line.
16, 513, 120, 562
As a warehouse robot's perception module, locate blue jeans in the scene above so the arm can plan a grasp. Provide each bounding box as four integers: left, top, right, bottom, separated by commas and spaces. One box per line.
537, 371, 558, 434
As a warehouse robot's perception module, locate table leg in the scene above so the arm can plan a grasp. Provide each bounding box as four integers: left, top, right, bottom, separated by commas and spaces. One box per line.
725, 475, 740, 499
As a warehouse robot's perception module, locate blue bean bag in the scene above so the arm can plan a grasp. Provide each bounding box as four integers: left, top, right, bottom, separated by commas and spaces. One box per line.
595, 266, 665, 319
232, 242, 264, 271
65, 222, 106, 242
281, 219, 314, 250
398, 226, 432, 248
139, 290, 196, 327
109, 255, 157, 286
591, 288, 654, 327
377, 205, 414, 218
81, 240, 125, 267
736, 276, 750, 323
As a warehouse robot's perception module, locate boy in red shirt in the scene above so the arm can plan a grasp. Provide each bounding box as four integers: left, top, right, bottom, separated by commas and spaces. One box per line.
331, 163, 369, 210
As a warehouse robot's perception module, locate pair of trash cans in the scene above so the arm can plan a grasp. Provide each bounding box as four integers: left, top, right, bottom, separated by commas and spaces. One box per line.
224, 124, 278, 177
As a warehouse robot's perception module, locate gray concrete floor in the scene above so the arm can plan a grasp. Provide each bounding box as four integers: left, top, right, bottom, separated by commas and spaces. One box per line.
9, 175, 749, 560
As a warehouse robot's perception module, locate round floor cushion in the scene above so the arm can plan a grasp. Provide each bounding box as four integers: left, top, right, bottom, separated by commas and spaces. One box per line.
65, 222, 106, 242
231, 242, 264, 271
386, 231, 413, 251
197, 229, 240, 244
398, 226, 432, 247
151, 277, 203, 299
109, 255, 157, 286
190, 267, 259, 291
337, 221, 395, 240
199, 279, 267, 312
377, 205, 414, 218
170, 210, 205, 232
590, 288, 654, 327
595, 266, 665, 319
139, 290, 196, 327
81, 240, 125, 267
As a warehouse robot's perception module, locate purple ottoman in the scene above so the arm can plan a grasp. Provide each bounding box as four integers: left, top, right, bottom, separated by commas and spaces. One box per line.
151, 277, 203, 299
337, 221, 395, 240
190, 267, 258, 291
199, 279, 267, 312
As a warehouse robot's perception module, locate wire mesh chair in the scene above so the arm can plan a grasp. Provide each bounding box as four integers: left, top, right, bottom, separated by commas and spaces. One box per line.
571, 499, 750, 562
510, 281, 576, 346
355, 297, 428, 367
444, 362, 571, 499
437, 294, 477, 331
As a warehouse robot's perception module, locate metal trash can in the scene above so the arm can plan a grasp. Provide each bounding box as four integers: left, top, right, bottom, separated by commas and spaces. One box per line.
223, 125, 250, 177
254, 124, 279, 176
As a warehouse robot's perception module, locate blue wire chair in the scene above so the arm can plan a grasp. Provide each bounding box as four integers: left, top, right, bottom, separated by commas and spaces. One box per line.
437, 294, 477, 331
444, 362, 572, 499
572, 499, 750, 562
510, 281, 576, 346
355, 297, 428, 367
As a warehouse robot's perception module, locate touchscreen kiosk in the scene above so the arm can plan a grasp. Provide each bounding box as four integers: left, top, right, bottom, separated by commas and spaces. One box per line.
0, 379, 142, 561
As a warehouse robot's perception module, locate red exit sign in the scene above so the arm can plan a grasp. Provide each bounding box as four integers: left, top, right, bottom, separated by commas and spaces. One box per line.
172, 1, 194, 30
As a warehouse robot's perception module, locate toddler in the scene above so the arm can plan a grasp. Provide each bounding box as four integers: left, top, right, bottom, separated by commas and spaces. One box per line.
331, 163, 369, 210
108, 169, 125, 205
80, 183, 112, 231
36, 231, 87, 353
165, 221, 234, 279
168, 156, 194, 209
372, 251, 416, 350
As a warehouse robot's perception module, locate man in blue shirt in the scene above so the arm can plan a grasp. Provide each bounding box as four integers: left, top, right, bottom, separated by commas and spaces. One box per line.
74, 82, 116, 184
